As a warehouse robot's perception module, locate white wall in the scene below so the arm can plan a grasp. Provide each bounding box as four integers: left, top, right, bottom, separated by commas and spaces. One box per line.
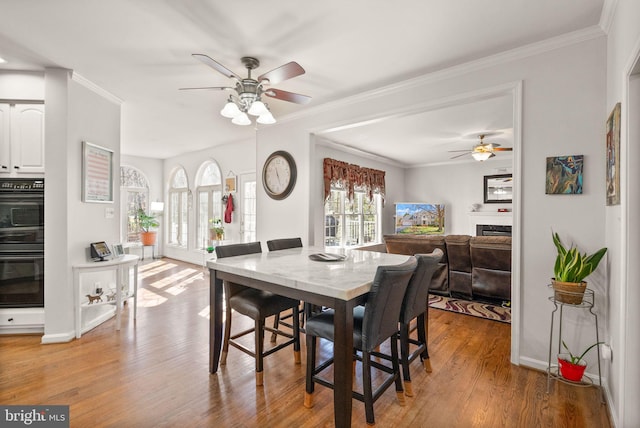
257, 33, 607, 381
42, 69, 122, 343
161, 137, 256, 265
605, 0, 640, 425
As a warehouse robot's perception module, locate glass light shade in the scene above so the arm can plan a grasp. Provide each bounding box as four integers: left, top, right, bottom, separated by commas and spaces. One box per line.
472, 151, 492, 161
257, 111, 276, 124
220, 101, 241, 118
247, 100, 268, 116
231, 112, 251, 126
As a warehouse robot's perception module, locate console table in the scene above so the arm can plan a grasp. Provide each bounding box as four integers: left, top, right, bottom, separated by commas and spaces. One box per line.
73, 254, 139, 338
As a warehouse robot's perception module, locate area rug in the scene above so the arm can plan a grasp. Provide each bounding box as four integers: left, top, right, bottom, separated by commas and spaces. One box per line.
428, 295, 511, 323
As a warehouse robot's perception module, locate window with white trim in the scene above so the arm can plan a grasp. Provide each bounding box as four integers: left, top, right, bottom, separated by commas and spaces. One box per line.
120, 166, 149, 243
324, 187, 381, 247
168, 167, 188, 247
196, 161, 223, 249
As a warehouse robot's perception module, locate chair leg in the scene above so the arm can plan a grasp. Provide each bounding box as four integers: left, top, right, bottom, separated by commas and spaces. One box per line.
293, 305, 301, 364
255, 318, 265, 386
391, 335, 406, 407
418, 312, 432, 373
221, 306, 232, 365
399, 323, 412, 397
362, 351, 375, 426
304, 334, 316, 408
271, 313, 280, 343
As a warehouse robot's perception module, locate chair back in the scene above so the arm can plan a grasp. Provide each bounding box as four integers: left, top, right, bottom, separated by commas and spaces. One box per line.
361, 257, 417, 351
215, 242, 262, 259
400, 249, 443, 324
266, 237, 303, 251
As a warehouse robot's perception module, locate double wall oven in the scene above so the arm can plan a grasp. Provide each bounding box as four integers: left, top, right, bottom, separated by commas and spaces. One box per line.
0, 178, 44, 308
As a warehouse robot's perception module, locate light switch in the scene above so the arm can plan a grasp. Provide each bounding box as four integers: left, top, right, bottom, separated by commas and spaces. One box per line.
105, 207, 114, 219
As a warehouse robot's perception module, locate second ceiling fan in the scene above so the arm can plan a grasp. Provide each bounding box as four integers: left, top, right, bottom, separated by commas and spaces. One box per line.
449, 134, 513, 161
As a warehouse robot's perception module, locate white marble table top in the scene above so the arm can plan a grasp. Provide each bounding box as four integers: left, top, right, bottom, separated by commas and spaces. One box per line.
207, 247, 412, 301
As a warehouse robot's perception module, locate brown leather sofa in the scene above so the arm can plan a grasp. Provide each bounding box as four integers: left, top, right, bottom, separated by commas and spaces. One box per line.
383, 234, 511, 302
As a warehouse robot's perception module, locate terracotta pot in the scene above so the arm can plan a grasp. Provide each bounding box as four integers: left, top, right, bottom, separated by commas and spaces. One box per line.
140, 231, 157, 246
558, 354, 587, 382
551, 279, 586, 304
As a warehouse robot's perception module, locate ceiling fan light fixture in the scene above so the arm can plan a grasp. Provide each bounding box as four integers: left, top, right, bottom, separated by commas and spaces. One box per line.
220, 100, 241, 118
257, 111, 276, 124
247, 100, 268, 116
472, 151, 492, 162
231, 112, 251, 126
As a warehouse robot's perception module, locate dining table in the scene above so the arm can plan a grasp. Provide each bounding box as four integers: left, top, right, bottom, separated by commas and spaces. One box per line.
207, 246, 412, 428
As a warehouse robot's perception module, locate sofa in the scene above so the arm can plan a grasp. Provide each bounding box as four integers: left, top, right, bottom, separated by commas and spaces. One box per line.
383, 234, 511, 303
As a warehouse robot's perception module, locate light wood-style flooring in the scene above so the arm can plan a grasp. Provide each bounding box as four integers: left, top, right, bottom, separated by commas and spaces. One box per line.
0, 258, 611, 427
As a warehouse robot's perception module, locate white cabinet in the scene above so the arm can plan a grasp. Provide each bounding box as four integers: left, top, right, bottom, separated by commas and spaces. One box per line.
0, 103, 45, 175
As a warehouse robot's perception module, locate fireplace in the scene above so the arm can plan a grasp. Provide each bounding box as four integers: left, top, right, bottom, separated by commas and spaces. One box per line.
476, 224, 512, 237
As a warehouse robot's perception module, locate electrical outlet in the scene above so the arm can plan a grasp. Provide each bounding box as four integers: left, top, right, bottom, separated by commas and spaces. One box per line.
601, 344, 612, 360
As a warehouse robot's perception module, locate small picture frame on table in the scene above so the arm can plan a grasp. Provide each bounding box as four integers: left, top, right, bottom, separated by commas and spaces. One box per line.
112, 243, 124, 258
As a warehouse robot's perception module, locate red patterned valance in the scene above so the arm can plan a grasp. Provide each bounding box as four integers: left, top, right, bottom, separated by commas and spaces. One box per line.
323, 158, 386, 204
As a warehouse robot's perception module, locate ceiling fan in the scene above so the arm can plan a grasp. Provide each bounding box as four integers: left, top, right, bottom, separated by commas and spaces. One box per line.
180, 54, 311, 125
449, 134, 513, 161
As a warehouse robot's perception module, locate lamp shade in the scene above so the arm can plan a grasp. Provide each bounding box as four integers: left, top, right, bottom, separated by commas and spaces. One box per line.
257, 111, 276, 124
248, 100, 268, 116
231, 112, 251, 126
472, 152, 492, 161
220, 101, 241, 118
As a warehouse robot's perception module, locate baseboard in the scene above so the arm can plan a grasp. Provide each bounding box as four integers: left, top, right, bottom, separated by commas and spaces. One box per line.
41, 331, 75, 344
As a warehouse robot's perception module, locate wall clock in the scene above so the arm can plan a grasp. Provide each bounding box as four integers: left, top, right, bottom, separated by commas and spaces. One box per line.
262, 151, 297, 200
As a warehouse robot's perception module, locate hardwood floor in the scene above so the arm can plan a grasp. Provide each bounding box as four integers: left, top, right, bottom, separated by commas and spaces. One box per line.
0, 258, 611, 427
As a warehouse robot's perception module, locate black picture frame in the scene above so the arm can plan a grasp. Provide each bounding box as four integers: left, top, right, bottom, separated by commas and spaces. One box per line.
90, 241, 112, 261
484, 174, 513, 204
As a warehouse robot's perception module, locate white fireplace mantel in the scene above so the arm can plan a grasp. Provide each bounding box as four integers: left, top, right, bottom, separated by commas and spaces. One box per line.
468, 211, 513, 235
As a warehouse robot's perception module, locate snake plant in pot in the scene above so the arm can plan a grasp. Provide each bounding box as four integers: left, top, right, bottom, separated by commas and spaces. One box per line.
552, 231, 607, 304
558, 340, 603, 382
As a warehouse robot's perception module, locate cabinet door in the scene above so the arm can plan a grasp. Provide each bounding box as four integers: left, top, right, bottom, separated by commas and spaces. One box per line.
11, 104, 45, 174
0, 104, 10, 174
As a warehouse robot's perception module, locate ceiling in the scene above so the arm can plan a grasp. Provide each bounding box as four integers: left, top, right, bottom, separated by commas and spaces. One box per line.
0, 1, 605, 165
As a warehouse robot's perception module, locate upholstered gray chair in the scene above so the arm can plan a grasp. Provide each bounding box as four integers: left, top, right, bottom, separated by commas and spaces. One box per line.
215, 242, 301, 386
398, 249, 443, 396
304, 257, 417, 426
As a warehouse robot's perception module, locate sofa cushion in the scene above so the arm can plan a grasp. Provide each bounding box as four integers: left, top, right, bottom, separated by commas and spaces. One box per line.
470, 236, 512, 301
445, 235, 472, 299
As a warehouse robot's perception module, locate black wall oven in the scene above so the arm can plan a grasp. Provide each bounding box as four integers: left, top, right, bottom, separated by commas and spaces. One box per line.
0, 178, 44, 308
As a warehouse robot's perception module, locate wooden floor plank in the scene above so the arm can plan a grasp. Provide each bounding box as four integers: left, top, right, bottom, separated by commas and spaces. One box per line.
0, 258, 611, 427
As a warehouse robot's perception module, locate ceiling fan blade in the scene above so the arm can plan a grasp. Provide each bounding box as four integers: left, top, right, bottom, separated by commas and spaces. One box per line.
493, 147, 513, 151
264, 88, 312, 104
450, 152, 471, 159
258, 62, 305, 85
192, 54, 241, 80
178, 86, 233, 91
448, 149, 472, 153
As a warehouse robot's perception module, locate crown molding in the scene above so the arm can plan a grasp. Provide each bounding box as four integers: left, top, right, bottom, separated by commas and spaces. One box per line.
314, 136, 407, 169
279, 25, 605, 124
599, 0, 618, 34
71, 71, 123, 105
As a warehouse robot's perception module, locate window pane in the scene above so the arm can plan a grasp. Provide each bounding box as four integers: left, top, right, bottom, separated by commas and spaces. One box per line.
324, 189, 380, 248
170, 192, 179, 244
180, 192, 188, 247
198, 191, 209, 248
242, 181, 256, 242
201, 163, 221, 186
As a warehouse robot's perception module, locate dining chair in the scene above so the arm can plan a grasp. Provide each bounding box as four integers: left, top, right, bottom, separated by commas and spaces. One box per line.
304, 257, 418, 426
398, 249, 443, 397
215, 242, 301, 386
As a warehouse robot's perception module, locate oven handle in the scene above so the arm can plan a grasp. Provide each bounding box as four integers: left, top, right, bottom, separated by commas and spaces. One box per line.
0, 253, 44, 261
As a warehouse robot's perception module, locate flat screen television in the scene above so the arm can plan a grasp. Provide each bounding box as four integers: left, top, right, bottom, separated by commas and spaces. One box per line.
90, 241, 112, 261
394, 203, 445, 235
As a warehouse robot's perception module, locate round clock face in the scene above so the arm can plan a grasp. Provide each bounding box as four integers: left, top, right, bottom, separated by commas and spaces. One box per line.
262, 151, 297, 200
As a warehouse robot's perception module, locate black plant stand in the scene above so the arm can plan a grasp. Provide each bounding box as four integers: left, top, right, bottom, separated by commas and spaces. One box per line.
546, 287, 603, 402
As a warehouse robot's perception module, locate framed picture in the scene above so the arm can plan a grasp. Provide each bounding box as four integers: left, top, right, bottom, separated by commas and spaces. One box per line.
90, 241, 112, 261
112, 243, 124, 258
606, 103, 621, 205
484, 174, 513, 203
225, 176, 237, 192
394, 203, 445, 235
82, 141, 114, 203
545, 155, 583, 194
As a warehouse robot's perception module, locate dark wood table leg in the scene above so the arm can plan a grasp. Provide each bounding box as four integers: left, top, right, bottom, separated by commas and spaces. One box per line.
332, 299, 354, 428
209, 269, 223, 373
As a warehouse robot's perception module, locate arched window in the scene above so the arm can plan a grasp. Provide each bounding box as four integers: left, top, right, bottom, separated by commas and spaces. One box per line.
120, 166, 149, 243
168, 167, 189, 247
196, 161, 223, 249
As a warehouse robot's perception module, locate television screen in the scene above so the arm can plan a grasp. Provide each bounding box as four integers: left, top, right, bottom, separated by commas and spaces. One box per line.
395, 203, 445, 235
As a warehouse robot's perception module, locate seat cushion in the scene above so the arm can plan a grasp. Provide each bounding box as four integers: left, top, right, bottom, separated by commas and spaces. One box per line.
305, 306, 366, 350
229, 288, 299, 319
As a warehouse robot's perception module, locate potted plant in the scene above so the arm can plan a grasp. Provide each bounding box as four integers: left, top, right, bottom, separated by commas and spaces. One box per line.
551, 231, 607, 304
138, 209, 159, 246
557, 340, 603, 382
209, 218, 224, 240
206, 246, 215, 254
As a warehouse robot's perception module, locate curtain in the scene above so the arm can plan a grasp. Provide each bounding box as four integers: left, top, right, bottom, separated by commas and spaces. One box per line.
323, 158, 386, 204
